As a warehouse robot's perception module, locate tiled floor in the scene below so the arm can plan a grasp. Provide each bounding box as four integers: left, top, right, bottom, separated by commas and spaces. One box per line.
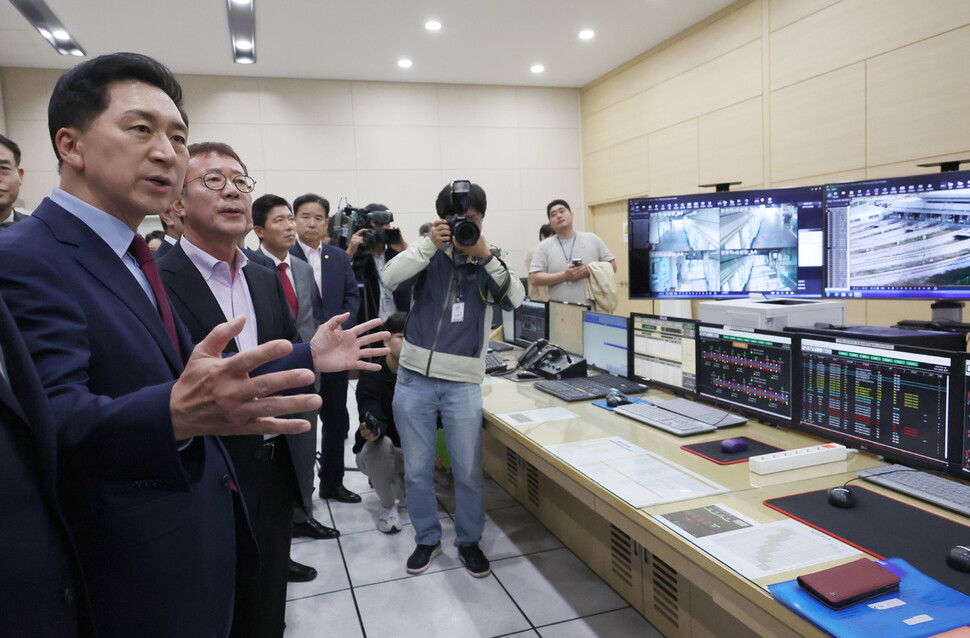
284, 383, 662, 638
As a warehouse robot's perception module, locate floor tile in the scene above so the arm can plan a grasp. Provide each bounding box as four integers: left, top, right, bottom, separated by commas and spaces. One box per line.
340, 518, 462, 587
492, 548, 628, 627
481, 504, 563, 561
329, 488, 447, 536
535, 608, 661, 638
436, 474, 516, 515
498, 632, 540, 638
286, 537, 350, 600
340, 466, 375, 496
284, 589, 362, 638
356, 568, 531, 638
291, 498, 337, 545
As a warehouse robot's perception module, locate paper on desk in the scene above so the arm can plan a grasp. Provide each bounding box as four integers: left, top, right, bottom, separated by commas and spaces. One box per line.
544, 436, 728, 507
656, 516, 862, 580
496, 406, 579, 428
480, 375, 507, 386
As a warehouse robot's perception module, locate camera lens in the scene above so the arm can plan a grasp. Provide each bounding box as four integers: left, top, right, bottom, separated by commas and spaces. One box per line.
452, 218, 480, 246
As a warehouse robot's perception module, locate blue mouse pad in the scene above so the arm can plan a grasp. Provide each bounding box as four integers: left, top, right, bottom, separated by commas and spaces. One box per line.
592, 396, 653, 411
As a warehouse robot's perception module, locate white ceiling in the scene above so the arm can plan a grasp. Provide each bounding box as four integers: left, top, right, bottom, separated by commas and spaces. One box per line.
0, 0, 736, 88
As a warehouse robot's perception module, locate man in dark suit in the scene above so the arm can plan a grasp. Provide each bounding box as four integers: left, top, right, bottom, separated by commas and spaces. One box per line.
158, 143, 318, 636
152, 200, 182, 257
0, 53, 388, 637
0, 292, 92, 637
292, 193, 363, 503
0, 134, 28, 232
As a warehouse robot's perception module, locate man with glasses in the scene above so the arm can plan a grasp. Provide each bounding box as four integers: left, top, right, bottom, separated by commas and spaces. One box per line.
158, 142, 316, 637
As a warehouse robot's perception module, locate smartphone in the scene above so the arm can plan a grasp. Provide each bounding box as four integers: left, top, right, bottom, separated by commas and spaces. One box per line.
571, 258, 583, 267
385, 228, 401, 245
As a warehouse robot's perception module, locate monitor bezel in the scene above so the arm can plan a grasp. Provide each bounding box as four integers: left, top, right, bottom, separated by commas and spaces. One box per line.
513, 299, 549, 347
582, 310, 629, 377
627, 312, 699, 397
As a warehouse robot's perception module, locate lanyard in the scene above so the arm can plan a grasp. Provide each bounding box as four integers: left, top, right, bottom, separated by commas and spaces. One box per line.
557, 236, 576, 264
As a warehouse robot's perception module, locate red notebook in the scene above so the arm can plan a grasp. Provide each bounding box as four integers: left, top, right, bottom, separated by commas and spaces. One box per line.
796, 557, 901, 609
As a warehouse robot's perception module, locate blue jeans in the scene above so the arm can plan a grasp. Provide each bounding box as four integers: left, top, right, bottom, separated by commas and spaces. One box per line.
393, 365, 484, 547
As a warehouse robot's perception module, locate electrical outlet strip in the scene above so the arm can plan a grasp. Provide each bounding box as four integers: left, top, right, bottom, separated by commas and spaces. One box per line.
748, 443, 848, 475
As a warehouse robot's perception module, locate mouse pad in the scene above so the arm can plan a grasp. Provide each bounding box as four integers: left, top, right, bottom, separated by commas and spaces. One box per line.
680, 437, 782, 465
592, 396, 652, 412
765, 487, 970, 596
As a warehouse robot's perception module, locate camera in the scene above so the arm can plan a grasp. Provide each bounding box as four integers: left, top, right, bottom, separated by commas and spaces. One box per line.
329, 202, 395, 251
362, 411, 386, 439
448, 179, 480, 247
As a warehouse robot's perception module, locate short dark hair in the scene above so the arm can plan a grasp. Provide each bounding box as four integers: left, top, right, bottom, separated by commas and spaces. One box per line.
435, 182, 487, 219
0, 134, 21, 166
252, 194, 291, 228
293, 193, 329, 217
539, 224, 554, 239
48, 52, 187, 168
145, 230, 166, 243
187, 141, 248, 174
546, 199, 570, 218
385, 311, 407, 335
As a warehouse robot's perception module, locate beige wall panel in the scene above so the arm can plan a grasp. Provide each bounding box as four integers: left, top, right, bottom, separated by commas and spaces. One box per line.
637, 41, 762, 143
13, 169, 57, 212
4, 118, 56, 172
186, 122, 265, 172
583, 148, 615, 204
351, 81, 439, 127
843, 299, 866, 325
771, 168, 865, 189
257, 78, 353, 126
698, 97, 763, 187
437, 84, 518, 128
582, 1, 761, 117
866, 156, 970, 180
770, 0, 970, 90
262, 124, 357, 171
612, 136, 650, 199
452, 169, 523, 213
354, 125, 439, 170
180, 75, 261, 124
518, 127, 581, 170
516, 87, 580, 129
769, 63, 865, 183
647, 121, 700, 197
0, 77, 5, 134
768, 0, 839, 32
355, 169, 446, 215
864, 300, 935, 327
867, 26, 970, 166
439, 127, 519, 171
582, 93, 651, 155
0, 68, 59, 121
259, 170, 360, 208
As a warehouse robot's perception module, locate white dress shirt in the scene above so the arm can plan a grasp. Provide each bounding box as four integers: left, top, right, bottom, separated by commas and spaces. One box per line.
295, 237, 323, 293
259, 244, 296, 289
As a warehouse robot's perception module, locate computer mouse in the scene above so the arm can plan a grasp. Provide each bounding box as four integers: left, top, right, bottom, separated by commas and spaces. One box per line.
720, 437, 748, 454
516, 370, 539, 380
827, 486, 857, 509
606, 392, 632, 408
946, 545, 970, 572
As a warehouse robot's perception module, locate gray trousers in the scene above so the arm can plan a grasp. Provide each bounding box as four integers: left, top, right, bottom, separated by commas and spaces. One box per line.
355, 437, 405, 508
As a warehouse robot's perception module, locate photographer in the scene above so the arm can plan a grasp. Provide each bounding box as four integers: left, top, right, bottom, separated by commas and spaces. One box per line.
346, 204, 409, 323
354, 311, 407, 534
383, 181, 524, 578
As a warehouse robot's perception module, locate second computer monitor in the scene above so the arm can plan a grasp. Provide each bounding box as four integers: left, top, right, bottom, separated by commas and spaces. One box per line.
696, 324, 794, 424
628, 314, 697, 394
513, 299, 548, 346
548, 300, 588, 355
583, 312, 628, 377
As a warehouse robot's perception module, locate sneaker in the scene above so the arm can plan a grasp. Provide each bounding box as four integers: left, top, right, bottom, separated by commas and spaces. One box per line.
458, 542, 491, 578
377, 504, 401, 534
406, 542, 442, 574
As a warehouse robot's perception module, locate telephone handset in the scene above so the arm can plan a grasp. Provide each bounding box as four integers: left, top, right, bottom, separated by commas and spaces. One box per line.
516, 338, 549, 370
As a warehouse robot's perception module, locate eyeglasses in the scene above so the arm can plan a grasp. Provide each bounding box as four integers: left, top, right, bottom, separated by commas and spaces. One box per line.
188, 171, 256, 193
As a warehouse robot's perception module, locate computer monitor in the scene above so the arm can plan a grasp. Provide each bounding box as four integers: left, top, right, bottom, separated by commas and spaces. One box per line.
825, 170, 970, 299
548, 300, 588, 355
798, 337, 952, 470
628, 185, 824, 298
628, 313, 697, 394
513, 299, 548, 346
501, 308, 515, 346
582, 312, 628, 376
696, 324, 795, 424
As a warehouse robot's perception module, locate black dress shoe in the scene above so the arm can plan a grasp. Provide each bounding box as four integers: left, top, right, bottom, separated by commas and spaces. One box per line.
319, 484, 362, 503
293, 518, 340, 540
287, 559, 317, 583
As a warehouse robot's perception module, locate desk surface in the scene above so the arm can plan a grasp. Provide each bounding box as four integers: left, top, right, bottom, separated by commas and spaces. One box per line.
480, 374, 970, 633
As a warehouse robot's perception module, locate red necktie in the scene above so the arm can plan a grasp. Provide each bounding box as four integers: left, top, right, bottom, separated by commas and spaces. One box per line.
128, 235, 182, 359
277, 262, 298, 317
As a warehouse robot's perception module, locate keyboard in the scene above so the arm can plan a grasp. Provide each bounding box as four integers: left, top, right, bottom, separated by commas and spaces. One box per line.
485, 353, 508, 374
612, 402, 716, 436
534, 377, 614, 401
585, 373, 648, 394
859, 465, 970, 518
656, 398, 747, 427
489, 340, 513, 352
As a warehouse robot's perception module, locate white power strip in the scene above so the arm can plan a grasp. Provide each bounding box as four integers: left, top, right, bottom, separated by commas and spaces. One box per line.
749, 443, 848, 475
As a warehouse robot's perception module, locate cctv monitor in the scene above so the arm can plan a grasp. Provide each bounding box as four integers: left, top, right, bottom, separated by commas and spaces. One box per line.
628, 185, 824, 298
582, 312, 628, 377
513, 299, 548, 346
825, 170, 970, 299
628, 313, 697, 394
548, 300, 588, 355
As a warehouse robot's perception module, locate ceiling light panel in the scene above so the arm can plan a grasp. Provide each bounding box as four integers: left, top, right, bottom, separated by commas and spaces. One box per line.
9, 0, 86, 57
579, 29, 595, 40
226, 0, 256, 64
425, 20, 441, 31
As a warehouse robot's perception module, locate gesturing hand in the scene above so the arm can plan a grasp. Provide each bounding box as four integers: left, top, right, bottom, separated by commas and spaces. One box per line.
311, 313, 390, 373
170, 315, 321, 441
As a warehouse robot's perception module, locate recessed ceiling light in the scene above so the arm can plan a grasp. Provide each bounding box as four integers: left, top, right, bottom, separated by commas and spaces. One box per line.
579, 29, 595, 40
425, 20, 441, 31
531, 64, 545, 74
69, 49, 84, 56
235, 39, 253, 51
10, 1, 85, 56
398, 58, 413, 69
52, 29, 69, 41
38, 28, 52, 39
236, 56, 254, 64
230, 0, 250, 5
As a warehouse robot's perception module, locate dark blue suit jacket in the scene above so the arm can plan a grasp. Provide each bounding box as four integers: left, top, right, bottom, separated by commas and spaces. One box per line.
290, 241, 360, 327
0, 199, 303, 637
0, 292, 92, 637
